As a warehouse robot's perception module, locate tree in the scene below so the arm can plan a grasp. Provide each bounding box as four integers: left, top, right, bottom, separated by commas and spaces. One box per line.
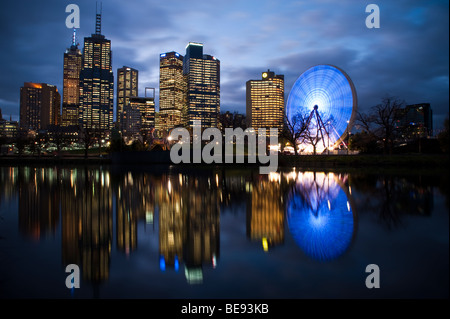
109, 127, 125, 152
356, 96, 405, 154
350, 131, 378, 153
282, 109, 309, 155
52, 126, 67, 153
15, 131, 28, 157
301, 121, 324, 155
80, 128, 94, 158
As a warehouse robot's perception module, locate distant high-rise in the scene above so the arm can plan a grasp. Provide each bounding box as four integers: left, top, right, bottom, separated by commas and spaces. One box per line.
398, 103, 433, 137
117, 66, 138, 132
246, 70, 284, 135
183, 42, 220, 128
122, 94, 155, 138
79, 8, 114, 132
20, 82, 61, 131
159, 52, 187, 132
62, 29, 83, 127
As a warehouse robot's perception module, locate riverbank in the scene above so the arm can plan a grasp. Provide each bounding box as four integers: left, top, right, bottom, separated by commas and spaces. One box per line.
0, 152, 448, 171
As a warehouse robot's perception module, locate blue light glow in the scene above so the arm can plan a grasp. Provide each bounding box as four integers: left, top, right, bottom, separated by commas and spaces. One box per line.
286, 172, 356, 261
174, 255, 179, 272
286, 65, 357, 153
159, 255, 166, 271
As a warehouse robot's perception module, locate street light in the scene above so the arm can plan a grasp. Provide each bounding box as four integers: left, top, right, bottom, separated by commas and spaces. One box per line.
346, 120, 350, 155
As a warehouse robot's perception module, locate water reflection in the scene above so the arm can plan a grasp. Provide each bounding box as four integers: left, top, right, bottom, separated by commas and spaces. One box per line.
247, 173, 284, 251
0, 165, 441, 291
286, 172, 356, 261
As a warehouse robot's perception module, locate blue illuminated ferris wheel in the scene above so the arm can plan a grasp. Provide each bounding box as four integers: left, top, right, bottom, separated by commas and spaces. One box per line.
285, 65, 357, 153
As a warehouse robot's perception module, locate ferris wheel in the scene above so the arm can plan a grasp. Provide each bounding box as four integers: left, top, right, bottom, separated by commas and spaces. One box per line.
285, 64, 357, 153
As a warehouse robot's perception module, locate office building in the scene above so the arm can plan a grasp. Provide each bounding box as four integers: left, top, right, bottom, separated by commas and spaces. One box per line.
117, 66, 138, 132
20, 82, 61, 131
79, 10, 114, 132
122, 94, 155, 138
398, 103, 433, 137
183, 42, 220, 129
62, 29, 83, 127
246, 70, 284, 136
159, 52, 187, 132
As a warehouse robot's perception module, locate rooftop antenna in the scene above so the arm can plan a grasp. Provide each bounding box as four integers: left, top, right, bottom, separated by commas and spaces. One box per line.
72, 28, 77, 47
95, 2, 102, 35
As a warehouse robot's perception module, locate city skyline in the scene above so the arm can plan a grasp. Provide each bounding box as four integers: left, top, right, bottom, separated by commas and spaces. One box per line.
0, 0, 448, 131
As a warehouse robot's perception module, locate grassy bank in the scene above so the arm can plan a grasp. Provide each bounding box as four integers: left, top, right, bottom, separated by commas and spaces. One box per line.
1, 152, 448, 172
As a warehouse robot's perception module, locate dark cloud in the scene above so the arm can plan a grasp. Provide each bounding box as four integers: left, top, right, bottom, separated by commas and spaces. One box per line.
0, 0, 447, 130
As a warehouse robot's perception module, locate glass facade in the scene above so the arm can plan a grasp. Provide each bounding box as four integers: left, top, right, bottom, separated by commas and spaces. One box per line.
79, 19, 114, 132
159, 52, 187, 133
117, 66, 138, 132
246, 70, 284, 136
184, 43, 220, 129
62, 36, 82, 127
122, 97, 155, 138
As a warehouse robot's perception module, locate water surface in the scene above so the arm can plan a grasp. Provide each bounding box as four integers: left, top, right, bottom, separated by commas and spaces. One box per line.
0, 165, 448, 299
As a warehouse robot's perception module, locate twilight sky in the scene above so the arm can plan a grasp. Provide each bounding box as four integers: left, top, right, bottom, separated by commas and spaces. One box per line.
0, 0, 448, 131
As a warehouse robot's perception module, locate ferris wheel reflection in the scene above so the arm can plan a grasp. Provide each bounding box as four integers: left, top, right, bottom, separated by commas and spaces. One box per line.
285, 171, 357, 262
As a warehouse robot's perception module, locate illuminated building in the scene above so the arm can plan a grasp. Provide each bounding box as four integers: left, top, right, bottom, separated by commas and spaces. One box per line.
62, 29, 82, 127
79, 9, 114, 133
0, 118, 19, 139
20, 82, 61, 131
398, 103, 433, 137
117, 66, 138, 132
246, 70, 284, 136
159, 52, 187, 133
184, 42, 220, 128
122, 94, 155, 138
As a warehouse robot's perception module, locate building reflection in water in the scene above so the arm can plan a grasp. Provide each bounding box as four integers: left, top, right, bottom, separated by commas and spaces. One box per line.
115, 171, 155, 256
6, 164, 439, 291
158, 172, 220, 284
61, 167, 113, 292
18, 167, 60, 240
246, 172, 284, 251
285, 171, 357, 262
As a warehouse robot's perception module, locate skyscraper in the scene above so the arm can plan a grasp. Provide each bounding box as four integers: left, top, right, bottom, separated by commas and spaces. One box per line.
79, 9, 114, 133
159, 52, 187, 133
117, 66, 138, 132
62, 29, 83, 127
398, 103, 433, 137
183, 42, 220, 129
246, 70, 285, 135
122, 95, 155, 139
20, 82, 61, 131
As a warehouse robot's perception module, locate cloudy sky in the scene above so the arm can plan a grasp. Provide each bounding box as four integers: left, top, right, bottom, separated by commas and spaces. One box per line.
0, 0, 448, 131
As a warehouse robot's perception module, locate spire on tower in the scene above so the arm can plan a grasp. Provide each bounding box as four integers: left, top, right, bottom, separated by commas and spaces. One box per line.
72, 28, 77, 47
95, 2, 102, 35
